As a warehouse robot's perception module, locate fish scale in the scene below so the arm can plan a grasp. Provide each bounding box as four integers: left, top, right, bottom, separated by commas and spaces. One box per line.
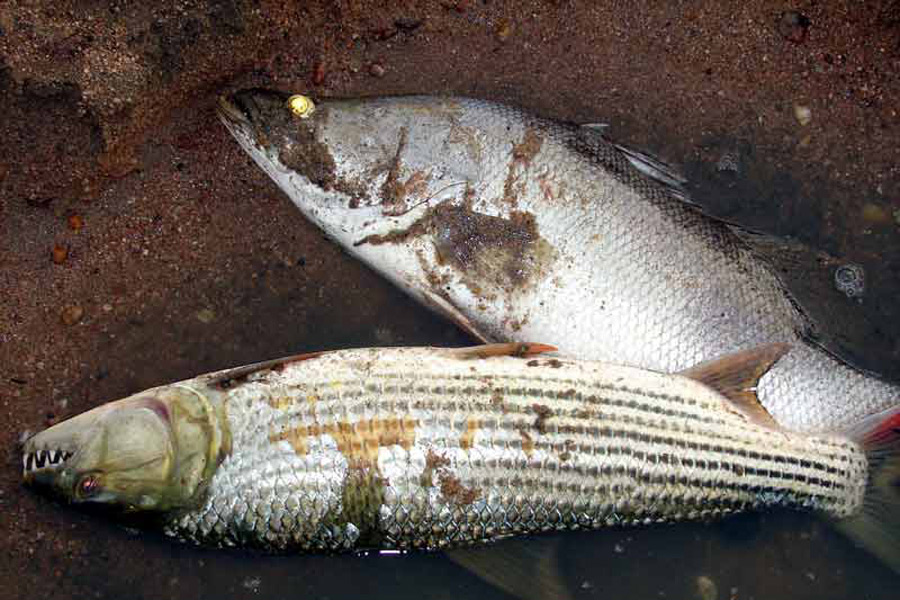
218, 92, 899, 432
164, 348, 866, 552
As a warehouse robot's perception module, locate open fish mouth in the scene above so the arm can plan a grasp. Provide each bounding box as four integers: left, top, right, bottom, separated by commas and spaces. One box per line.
22, 447, 74, 476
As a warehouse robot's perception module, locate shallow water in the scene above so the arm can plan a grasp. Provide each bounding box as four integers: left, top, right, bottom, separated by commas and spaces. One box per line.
2, 2, 899, 600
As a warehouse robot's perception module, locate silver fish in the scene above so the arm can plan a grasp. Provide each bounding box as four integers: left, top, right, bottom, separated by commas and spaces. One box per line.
20, 343, 900, 581
216, 91, 898, 433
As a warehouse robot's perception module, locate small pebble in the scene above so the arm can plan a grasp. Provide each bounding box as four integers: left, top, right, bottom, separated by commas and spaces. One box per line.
580, 581, 594, 590
369, 62, 386, 78
18, 430, 34, 446
613, 543, 625, 553
60, 305, 84, 325
794, 105, 812, 126
52, 244, 68, 264
716, 151, 740, 173
102, 303, 113, 312
495, 18, 512, 41
394, 17, 423, 32
834, 263, 865, 300
312, 61, 326, 85
696, 575, 718, 600
861, 202, 890, 224
242, 576, 262, 594
777, 10, 810, 44
197, 308, 216, 324
68, 214, 84, 231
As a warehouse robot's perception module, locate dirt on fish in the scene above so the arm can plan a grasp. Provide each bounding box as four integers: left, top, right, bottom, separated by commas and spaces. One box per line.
437, 470, 480, 506
358, 199, 558, 298
532, 403, 553, 434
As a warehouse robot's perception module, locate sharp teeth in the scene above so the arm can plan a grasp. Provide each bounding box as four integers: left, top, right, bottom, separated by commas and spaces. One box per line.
23, 448, 72, 473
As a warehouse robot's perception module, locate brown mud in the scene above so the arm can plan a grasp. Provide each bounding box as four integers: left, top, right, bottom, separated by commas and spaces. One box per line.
1, 2, 899, 600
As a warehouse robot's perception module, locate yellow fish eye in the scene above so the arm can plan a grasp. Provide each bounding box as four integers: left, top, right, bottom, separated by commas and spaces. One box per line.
286, 94, 315, 119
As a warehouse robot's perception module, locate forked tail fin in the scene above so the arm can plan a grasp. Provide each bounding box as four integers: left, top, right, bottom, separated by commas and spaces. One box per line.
837, 405, 900, 572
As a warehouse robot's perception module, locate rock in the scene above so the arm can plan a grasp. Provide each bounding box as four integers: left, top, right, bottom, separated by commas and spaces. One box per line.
695, 575, 718, 600
777, 11, 810, 44
861, 202, 890, 224
834, 263, 865, 300
60, 305, 84, 325
52, 244, 68, 264
68, 214, 84, 231
794, 104, 812, 126
369, 62, 386, 78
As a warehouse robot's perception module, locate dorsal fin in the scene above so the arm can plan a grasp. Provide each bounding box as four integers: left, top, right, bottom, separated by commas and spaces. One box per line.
680, 343, 791, 429
448, 343, 557, 360
203, 350, 329, 390
577, 124, 692, 203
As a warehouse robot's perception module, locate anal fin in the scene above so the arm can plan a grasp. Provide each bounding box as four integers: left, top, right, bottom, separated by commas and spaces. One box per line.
446, 536, 571, 600
680, 343, 790, 429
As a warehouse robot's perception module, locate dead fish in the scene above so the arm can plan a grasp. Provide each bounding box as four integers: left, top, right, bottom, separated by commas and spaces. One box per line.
20, 342, 900, 600
216, 91, 899, 433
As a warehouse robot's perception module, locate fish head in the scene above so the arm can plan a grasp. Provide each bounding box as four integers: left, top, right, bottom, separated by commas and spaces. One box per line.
22, 385, 225, 512
219, 90, 550, 340
217, 90, 490, 243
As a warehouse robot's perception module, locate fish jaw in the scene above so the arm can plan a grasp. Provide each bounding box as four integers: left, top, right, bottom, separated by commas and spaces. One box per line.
22, 384, 228, 512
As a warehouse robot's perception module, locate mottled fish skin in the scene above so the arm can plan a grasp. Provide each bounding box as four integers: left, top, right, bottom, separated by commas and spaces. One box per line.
217, 92, 899, 433
163, 348, 866, 552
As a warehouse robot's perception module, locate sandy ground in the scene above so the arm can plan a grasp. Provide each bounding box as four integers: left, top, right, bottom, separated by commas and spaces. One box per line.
1, 2, 898, 599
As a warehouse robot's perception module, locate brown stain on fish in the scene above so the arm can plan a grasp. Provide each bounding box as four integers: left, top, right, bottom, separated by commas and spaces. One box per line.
438, 470, 480, 506
278, 110, 338, 191
270, 416, 419, 460
420, 449, 451, 488
532, 404, 553, 434
419, 449, 479, 506
503, 130, 544, 208
431, 204, 555, 295
459, 416, 481, 450
519, 428, 535, 456
356, 201, 558, 298
512, 129, 543, 165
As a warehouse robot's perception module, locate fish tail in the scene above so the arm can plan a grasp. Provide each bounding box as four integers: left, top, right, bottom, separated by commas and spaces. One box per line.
836, 405, 900, 572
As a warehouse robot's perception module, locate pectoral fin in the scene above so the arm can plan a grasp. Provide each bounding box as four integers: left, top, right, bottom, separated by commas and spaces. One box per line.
446, 536, 571, 600
680, 343, 791, 429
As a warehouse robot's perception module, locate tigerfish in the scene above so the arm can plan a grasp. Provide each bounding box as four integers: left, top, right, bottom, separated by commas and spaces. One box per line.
216, 90, 899, 433
21, 342, 900, 589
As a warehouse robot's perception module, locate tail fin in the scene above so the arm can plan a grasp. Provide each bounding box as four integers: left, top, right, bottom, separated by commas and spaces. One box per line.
836, 405, 900, 572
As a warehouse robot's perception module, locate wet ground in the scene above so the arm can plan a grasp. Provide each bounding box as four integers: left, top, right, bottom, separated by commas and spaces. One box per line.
1, 1, 899, 599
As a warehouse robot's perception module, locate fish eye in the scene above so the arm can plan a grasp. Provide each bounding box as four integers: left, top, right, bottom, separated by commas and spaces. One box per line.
76, 474, 102, 499
286, 94, 315, 119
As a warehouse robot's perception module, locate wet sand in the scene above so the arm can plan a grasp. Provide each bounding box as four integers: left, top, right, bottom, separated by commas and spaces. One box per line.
1, 2, 898, 599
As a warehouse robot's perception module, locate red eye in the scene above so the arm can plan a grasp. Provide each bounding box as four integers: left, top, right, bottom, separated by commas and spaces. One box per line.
77, 475, 101, 498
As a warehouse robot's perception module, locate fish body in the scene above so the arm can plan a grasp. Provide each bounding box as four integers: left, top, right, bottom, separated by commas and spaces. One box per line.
217, 91, 898, 432
21, 345, 880, 554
